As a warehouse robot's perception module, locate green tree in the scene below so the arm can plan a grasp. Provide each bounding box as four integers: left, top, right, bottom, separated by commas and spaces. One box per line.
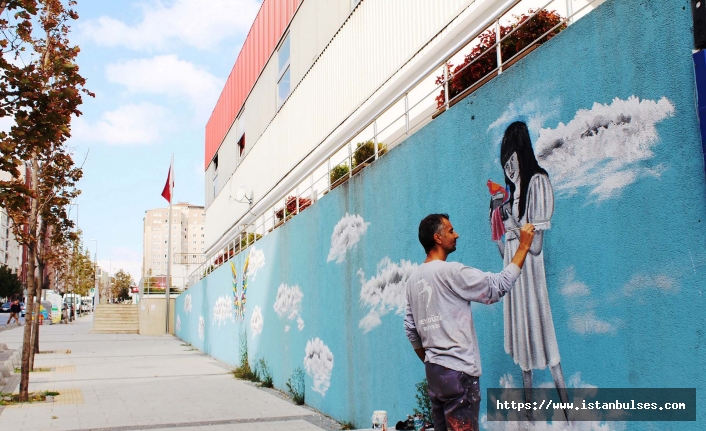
112, 269, 133, 302
0, 0, 91, 401
0, 264, 22, 300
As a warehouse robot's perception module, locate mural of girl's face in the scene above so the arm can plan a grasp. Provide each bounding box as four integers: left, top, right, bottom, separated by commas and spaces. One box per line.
504, 152, 520, 184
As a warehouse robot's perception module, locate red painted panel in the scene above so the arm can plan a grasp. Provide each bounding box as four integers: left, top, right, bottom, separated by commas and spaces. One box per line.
204, 0, 302, 169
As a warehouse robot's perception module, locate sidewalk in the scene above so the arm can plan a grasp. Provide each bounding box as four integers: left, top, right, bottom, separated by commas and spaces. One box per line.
0, 315, 340, 431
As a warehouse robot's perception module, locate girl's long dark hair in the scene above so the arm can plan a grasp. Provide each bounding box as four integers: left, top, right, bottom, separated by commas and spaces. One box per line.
500, 121, 548, 220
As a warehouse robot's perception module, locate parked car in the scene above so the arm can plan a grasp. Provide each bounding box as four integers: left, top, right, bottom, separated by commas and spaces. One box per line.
1, 302, 11, 313
20, 302, 25, 317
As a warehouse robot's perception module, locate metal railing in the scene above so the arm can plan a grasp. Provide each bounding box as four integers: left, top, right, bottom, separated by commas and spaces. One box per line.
189, 0, 601, 287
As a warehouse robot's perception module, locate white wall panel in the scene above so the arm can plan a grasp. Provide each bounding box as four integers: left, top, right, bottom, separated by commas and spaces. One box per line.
206, 0, 510, 251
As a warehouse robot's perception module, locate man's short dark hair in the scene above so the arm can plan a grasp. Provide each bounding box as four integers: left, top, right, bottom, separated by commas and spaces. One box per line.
419, 213, 449, 254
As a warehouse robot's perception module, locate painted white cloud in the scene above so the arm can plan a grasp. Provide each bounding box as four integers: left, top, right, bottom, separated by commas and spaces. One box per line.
183, 294, 192, 313
358, 257, 419, 333
488, 99, 559, 145
483, 373, 625, 431
212, 295, 234, 327
535, 96, 675, 203
327, 213, 370, 263
175, 315, 181, 332
198, 315, 205, 341
623, 274, 678, 297
81, 0, 261, 51
273, 284, 304, 331
569, 310, 618, 335
72, 102, 171, 145
560, 267, 620, 335
106, 55, 223, 114
250, 305, 263, 336
304, 338, 334, 396
247, 247, 266, 281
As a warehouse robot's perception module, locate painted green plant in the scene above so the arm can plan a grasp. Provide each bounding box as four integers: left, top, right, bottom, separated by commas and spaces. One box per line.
256, 357, 273, 388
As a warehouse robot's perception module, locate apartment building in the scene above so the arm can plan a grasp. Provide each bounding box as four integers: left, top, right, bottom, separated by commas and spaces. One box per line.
0, 166, 28, 283
142, 203, 205, 288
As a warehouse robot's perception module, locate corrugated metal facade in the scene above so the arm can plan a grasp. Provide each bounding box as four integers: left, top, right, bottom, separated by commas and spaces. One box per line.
204, 0, 301, 169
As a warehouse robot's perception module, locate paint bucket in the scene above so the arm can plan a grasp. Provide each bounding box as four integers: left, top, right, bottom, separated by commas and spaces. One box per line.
372, 410, 387, 430
414, 415, 426, 431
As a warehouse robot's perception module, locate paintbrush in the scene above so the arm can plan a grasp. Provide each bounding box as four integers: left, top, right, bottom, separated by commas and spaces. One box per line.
506, 221, 550, 232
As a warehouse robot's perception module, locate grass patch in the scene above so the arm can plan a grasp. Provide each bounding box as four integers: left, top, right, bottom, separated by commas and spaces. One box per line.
286, 367, 305, 405
340, 422, 355, 430
0, 390, 60, 405
255, 358, 273, 388
180, 343, 191, 347
232, 331, 257, 381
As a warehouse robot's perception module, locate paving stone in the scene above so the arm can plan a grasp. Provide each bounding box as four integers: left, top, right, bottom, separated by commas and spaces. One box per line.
0, 315, 343, 431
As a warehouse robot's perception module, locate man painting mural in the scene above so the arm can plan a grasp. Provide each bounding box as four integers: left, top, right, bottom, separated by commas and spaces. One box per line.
404, 214, 536, 431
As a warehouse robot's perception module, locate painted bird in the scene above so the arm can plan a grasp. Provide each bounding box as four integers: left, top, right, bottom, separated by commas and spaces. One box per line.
487, 179, 508, 201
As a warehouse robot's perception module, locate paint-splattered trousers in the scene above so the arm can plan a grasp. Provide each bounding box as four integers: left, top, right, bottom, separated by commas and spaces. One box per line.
425, 362, 481, 431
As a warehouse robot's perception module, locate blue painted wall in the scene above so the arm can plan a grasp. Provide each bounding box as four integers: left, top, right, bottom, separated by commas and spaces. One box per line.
177, 0, 705, 428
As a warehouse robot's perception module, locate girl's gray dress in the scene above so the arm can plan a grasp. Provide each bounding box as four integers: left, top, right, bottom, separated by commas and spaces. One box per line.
502, 173, 560, 371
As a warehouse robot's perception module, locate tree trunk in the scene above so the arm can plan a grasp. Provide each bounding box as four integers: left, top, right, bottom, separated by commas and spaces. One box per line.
18, 245, 36, 401
31, 260, 44, 366
19, 153, 39, 401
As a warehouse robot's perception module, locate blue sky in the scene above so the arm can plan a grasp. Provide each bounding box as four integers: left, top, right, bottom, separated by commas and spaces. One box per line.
67, 0, 261, 282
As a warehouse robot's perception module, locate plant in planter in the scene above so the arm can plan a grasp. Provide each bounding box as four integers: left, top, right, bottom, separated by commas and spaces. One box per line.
435, 9, 565, 109
239, 232, 262, 249
275, 196, 313, 222
329, 163, 350, 186
352, 140, 387, 168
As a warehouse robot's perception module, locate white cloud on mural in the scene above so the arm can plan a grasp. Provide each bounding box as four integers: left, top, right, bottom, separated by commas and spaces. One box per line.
273, 284, 304, 331
198, 316, 205, 341
250, 305, 263, 336
176, 315, 181, 332
560, 267, 620, 335
488, 99, 560, 143
535, 96, 675, 203
358, 257, 419, 333
213, 295, 234, 327
483, 373, 625, 431
327, 213, 370, 263
622, 274, 678, 297
304, 338, 334, 396
569, 310, 618, 335
183, 294, 192, 313
247, 247, 265, 281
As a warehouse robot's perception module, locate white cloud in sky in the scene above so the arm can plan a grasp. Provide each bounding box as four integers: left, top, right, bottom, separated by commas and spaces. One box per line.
535, 96, 675, 203
81, 0, 261, 51
72, 102, 171, 145
273, 283, 304, 331
250, 305, 263, 336
212, 295, 234, 327
327, 213, 370, 263
358, 257, 418, 333
105, 55, 223, 113
303, 337, 334, 396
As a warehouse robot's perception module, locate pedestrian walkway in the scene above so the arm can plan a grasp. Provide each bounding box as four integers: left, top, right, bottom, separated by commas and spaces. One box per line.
0, 315, 340, 431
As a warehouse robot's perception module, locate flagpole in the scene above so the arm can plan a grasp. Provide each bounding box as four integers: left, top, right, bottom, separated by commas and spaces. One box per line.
166, 154, 173, 334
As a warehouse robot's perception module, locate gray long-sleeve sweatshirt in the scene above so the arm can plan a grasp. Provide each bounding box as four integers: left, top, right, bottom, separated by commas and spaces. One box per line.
404, 260, 520, 377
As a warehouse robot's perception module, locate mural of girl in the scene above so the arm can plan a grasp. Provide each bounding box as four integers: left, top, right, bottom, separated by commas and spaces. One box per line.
492, 121, 569, 415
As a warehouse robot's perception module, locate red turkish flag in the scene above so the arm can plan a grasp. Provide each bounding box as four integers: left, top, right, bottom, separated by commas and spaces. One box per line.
161, 165, 173, 203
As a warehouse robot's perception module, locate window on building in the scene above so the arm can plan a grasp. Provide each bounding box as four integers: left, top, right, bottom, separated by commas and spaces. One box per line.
277, 33, 291, 109
237, 134, 246, 158
212, 154, 219, 199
